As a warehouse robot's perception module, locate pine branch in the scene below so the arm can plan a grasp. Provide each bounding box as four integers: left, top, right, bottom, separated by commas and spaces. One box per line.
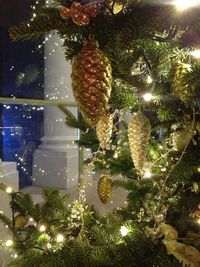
58, 104, 89, 132
10, 192, 39, 220
53, 0, 71, 7
9, 8, 65, 41
0, 213, 12, 229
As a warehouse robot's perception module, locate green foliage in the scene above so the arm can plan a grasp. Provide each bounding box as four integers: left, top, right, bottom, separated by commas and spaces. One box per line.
77, 130, 99, 151
110, 79, 138, 109
5, 1, 200, 266
40, 188, 70, 222
58, 104, 89, 132
182, 62, 200, 92
11, 192, 38, 219
9, 7, 65, 41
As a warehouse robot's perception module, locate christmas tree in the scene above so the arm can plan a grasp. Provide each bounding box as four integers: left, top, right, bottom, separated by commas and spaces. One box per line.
1, 0, 200, 266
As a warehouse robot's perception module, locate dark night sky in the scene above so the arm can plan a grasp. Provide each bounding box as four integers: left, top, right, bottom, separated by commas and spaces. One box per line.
0, 0, 32, 27
0, 1, 34, 98
0, 1, 44, 98
0, 2, 44, 187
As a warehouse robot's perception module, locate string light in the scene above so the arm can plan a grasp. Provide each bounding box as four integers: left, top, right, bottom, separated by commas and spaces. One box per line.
47, 243, 52, 249
39, 225, 46, 232
6, 187, 13, 194
5, 239, 13, 247
142, 93, 153, 102
144, 170, 152, 179
146, 75, 153, 84
56, 234, 65, 243
29, 218, 34, 223
190, 49, 200, 59
197, 218, 200, 225
173, 0, 197, 10
120, 226, 129, 237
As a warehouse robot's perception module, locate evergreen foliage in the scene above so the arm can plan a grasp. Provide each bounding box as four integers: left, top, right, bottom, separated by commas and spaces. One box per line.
2, 0, 200, 266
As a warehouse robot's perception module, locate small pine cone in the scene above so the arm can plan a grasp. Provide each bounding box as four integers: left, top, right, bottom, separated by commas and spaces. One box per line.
71, 40, 112, 126
96, 113, 113, 149
128, 111, 151, 172
171, 62, 193, 104
98, 173, 112, 204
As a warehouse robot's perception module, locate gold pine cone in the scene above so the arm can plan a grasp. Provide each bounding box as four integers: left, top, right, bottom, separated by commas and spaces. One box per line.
96, 113, 113, 149
171, 62, 193, 104
98, 173, 112, 204
71, 40, 112, 126
128, 111, 151, 172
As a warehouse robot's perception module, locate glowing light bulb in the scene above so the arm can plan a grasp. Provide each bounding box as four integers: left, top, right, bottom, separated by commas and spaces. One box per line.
29, 217, 34, 223
174, 0, 197, 10
39, 225, 46, 232
142, 93, 153, 102
144, 170, 152, 179
120, 226, 129, 237
190, 49, 200, 59
47, 243, 52, 249
56, 234, 65, 243
197, 218, 200, 225
5, 239, 13, 247
146, 75, 153, 84
6, 187, 13, 194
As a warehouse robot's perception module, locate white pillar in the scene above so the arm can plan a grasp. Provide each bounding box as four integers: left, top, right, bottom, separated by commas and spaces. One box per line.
32, 33, 79, 189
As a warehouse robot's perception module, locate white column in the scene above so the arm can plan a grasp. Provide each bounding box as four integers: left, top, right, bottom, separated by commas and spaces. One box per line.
32, 33, 79, 189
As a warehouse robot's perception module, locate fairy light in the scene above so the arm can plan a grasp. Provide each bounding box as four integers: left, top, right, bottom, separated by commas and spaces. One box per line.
120, 226, 129, 237
173, 0, 197, 10
190, 49, 200, 59
197, 218, 200, 225
56, 234, 65, 243
29, 217, 34, 223
6, 187, 13, 194
146, 75, 153, 84
144, 170, 152, 179
39, 225, 46, 232
5, 239, 13, 247
47, 243, 52, 249
142, 93, 153, 102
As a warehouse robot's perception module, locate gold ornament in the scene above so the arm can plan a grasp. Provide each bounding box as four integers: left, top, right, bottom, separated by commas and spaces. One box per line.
71, 40, 112, 126
14, 214, 28, 229
172, 122, 194, 152
98, 173, 112, 204
128, 111, 151, 172
172, 129, 193, 152
171, 62, 193, 104
159, 223, 178, 241
160, 223, 200, 267
96, 113, 113, 149
163, 240, 200, 267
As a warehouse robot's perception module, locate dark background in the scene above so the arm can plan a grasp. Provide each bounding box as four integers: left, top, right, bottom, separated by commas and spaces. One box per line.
0, 1, 44, 188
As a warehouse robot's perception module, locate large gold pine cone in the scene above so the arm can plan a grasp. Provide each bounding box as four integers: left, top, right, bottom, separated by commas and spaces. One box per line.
96, 113, 113, 149
172, 63, 193, 104
128, 111, 151, 171
98, 173, 112, 204
72, 40, 112, 126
